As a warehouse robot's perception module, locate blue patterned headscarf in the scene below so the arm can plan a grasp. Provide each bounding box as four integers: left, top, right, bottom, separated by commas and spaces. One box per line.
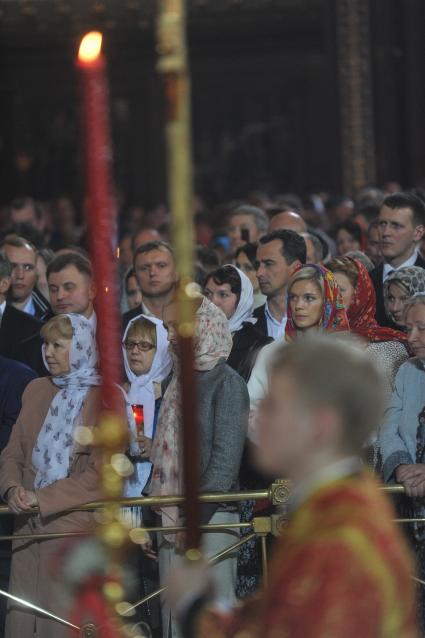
32, 314, 101, 489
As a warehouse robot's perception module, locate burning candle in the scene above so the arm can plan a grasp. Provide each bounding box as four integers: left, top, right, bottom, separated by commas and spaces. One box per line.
76, 31, 122, 417
74, 31, 128, 637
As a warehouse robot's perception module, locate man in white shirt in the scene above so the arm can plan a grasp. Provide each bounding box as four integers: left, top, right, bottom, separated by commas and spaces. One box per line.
123, 240, 178, 329
369, 192, 425, 327
253, 230, 306, 340
47, 253, 96, 324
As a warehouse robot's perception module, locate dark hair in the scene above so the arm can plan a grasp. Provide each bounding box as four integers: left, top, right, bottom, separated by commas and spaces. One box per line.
0, 223, 45, 249
37, 248, 55, 266
204, 265, 242, 299
381, 192, 425, 227
125, 267, 137, 287
335, 220, 363, 244
134, 240, 174, 261
259, 229, 307, 265
196, 246, 220, 271
1, 235, 36, 253
354, 204, 379, 225
301, 232, 324, 263
10, 197, 43, 221
0, 251, 12, 278
46, 253, 93, 279
234, 241, 258, 266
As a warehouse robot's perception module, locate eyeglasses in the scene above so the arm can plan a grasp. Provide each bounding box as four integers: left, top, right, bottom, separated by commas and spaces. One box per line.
124, 340, 155, 352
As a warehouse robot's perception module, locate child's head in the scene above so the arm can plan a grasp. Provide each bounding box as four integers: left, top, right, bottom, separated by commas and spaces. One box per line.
255, 335, 384, 479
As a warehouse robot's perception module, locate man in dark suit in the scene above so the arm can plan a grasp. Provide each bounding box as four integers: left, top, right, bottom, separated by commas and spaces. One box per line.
0, 355, 37, 637
123, 241, 178, 330
1, 236, 51, 321
369, 192, 425, 327
253, 230, 307, 339
0, 251, 46, 376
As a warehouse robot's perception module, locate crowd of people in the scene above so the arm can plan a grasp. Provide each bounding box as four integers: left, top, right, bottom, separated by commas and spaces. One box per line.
0, 187, 425, 636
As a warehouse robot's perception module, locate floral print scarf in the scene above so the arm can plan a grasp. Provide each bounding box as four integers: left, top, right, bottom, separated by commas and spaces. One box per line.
32, 314, 101, 489
149, 297, 233, 530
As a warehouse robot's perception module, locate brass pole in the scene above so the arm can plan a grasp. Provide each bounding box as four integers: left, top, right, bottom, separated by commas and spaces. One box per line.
0, 489, 270, 515
0, 587, 80, 631
157, 0, 200, 552
260, 536, 269, 584
0, 522, 252, 543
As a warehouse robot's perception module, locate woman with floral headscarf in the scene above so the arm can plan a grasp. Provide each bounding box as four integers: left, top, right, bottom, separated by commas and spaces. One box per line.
384, 266, 425, 328
329, 257, 409, 398
285, 264, 350, 339
150, 295, 249, 638
248, 265, 349, 445
0, 313, 102, 638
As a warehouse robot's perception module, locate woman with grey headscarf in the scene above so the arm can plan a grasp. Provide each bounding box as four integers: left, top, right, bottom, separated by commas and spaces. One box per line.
384, 266, 425, 328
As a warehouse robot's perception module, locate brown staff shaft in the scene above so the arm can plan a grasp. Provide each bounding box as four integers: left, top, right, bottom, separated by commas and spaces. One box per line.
157, 0, 200, 550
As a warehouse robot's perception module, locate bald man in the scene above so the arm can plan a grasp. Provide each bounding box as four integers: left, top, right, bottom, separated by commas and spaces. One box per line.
268, 211, 307, 234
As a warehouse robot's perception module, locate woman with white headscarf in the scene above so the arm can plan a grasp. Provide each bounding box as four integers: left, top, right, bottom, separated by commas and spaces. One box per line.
203, 265, 271, 382
0, 313, 102, 638
121, 314, 172, 634
204, 265, 272, 599
121, 314, 172, 516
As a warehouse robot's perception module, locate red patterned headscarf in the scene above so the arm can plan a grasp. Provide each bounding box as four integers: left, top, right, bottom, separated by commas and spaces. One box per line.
285, 264, 350, 341
345, 258, 407, 343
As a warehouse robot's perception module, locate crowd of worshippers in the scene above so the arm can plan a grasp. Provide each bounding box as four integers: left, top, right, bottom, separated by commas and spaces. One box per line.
1, 188, 425, 636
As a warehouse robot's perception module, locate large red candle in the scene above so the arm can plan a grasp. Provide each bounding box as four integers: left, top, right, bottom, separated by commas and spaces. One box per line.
74, 32, 127, 637
76, 32, 122, 417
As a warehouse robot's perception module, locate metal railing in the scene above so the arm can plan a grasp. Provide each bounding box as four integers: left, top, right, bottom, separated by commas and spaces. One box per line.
0, 480, 421, 636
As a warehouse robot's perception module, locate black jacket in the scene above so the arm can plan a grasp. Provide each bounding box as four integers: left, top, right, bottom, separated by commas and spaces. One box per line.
0, 305, 47, 376
252, 304, 268, 338
370, 254, 425, 327
227, 322, 272, 383
0, 356, 37, 451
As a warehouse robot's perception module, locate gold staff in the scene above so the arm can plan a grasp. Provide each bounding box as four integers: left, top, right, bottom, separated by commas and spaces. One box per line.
157, 0, 201, 552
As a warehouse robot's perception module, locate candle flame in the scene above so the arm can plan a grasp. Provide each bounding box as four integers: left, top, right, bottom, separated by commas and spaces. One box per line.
78, 31, 103, 63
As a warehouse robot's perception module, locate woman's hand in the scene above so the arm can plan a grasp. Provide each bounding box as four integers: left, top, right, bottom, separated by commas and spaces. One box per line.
136, 435, 152, 460
140, 535, 157, 561
7, 487, 37, 514
395, 464, 425, 497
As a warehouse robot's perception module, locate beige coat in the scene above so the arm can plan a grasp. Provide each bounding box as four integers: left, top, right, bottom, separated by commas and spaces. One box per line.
0, 377, 102, 638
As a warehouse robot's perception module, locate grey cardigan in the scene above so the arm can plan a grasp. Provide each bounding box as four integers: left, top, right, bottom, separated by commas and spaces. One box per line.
379, 357, 425, 482
196, 359, 249, 522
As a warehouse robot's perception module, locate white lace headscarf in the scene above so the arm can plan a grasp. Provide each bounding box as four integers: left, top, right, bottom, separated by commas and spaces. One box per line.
32, 314, 100, 489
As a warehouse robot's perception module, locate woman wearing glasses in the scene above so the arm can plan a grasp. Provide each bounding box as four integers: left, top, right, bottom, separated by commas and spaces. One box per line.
121, 315, 172, 634
121, 315, 172, 504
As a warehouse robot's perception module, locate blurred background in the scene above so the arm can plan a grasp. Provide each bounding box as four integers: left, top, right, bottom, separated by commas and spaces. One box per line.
0, 0, 423, 213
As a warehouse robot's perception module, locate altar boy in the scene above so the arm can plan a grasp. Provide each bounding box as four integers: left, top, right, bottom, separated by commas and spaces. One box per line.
167, 336, 418, 638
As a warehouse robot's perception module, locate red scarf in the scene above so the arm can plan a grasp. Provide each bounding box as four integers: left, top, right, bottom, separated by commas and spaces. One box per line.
347, 259, 407, 343
286, 265, 350, 341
